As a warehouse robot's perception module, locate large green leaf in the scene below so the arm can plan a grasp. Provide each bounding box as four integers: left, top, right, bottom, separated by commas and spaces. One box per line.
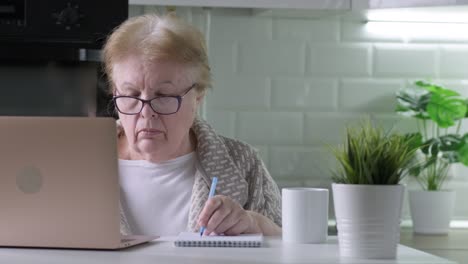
458, 134, 468, 166
426, 92, 466, 128
408, 156, 437, 177
421, 138, 440, 157
420, 134, 467, 164
396, 89, 431, 119
415, 80, 461, 97
465, 99, 468, 118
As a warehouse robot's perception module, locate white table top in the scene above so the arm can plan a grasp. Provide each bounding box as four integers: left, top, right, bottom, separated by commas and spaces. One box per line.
0, 236, 456, 264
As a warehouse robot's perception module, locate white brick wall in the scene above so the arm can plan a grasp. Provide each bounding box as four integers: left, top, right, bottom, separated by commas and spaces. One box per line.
238, 40, 306, 75
271, 78, 337, 111
373, 44, 437, 77
310, 44, 372, 76
440, 46, 468, 78
339, 79, 404, 112
131, 6, 468, 220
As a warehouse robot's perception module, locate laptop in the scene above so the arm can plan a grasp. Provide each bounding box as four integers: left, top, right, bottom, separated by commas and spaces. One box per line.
0, 116, 157, 249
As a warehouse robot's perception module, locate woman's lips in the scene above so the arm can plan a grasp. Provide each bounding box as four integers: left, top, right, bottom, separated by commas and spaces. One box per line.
137, 128, 163, 137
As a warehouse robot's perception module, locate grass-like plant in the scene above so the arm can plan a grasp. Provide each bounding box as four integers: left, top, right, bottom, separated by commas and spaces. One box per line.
331, 118, 419, 185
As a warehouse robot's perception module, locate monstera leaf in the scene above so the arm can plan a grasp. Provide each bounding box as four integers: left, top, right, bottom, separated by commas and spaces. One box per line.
396, 81, 468, 190
465, 99, 468, 118
415, 80, 460, 97
420, 134, 468, 164
408, 156, 437, 177
457, 133, 468, 166
426, 92, 466, 128
406, 81, 467, 128
396, 88, 431, 119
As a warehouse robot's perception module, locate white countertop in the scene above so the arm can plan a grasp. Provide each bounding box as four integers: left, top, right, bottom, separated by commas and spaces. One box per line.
400, 228, 468, 250
0, 236, 455, 264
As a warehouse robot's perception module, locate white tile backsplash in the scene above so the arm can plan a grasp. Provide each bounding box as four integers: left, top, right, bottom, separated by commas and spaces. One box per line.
341, 20, 404, 43
304, 112, 361, 144
271, 78, 337, 111
210, 40, 238, 75
339, 79, 404, 112
209, 74, 270, 110
204, 110, 237, 139
310, 44, 372, 77
135, 6, 468, 220
440, 46, 468, 78
211, 12, 272, 42
273, 17, 339, 42
374, 44, 438, 77
253, 145, 269, 167
406, 23, 468, 44
237, 112, 303, 144
238, 40, 306, 76
269, 146, 336, 180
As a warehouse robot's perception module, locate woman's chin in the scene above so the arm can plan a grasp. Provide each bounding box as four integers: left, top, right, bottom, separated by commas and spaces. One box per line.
136, 141, 163, 155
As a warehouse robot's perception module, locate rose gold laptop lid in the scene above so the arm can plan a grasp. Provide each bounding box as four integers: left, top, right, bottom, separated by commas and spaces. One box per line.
0, 116, 156, 249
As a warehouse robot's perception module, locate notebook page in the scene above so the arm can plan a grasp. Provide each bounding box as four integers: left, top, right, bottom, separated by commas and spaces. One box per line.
174, 232, 263, 247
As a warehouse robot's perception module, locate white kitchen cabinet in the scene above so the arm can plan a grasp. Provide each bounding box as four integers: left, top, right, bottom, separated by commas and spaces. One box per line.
129, 0, 468, 9
352, 0, 468, 9
129, 0, 351, 9
127, 0, 468, 20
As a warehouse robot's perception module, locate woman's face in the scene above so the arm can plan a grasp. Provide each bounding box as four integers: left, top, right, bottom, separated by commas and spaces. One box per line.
112, 55, 203, 162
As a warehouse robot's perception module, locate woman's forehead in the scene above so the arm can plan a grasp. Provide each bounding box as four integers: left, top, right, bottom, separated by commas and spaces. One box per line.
113, 57, 195, 89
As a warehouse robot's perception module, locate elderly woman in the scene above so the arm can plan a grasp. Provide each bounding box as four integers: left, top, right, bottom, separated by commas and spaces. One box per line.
102, 13, 281, 236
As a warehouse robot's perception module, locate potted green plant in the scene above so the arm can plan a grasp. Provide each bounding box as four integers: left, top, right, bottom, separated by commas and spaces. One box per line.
396, 80, 468, 235
331, 118, 418, 259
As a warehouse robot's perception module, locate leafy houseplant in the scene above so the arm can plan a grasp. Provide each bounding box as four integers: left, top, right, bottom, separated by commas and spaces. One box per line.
396, 80, 468, 234
396, 80, 468, 190
331, 118, 418, 259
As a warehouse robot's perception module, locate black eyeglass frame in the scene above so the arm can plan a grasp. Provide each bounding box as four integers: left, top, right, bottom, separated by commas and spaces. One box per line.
112, 83, 197, 115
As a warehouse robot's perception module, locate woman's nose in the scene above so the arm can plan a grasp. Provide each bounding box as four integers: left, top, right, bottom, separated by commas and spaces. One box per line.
140, 101, 158, 118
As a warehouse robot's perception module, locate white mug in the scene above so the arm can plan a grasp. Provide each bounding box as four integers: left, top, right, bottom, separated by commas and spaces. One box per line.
282, 187, 329, 244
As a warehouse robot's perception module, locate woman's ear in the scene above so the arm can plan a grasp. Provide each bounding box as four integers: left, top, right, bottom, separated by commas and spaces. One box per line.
193, 90, 205, 114
195, 91, 205, 104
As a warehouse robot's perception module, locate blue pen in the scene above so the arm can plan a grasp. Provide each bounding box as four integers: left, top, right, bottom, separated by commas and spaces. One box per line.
200, 177, 218, 236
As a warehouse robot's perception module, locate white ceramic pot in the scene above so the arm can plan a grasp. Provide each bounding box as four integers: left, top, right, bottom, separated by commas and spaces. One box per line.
332, 183, 404, 259
409, 190, 456, 235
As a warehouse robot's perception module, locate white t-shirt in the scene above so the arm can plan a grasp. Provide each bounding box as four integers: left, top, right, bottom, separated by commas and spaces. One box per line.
118, 152, 196, 236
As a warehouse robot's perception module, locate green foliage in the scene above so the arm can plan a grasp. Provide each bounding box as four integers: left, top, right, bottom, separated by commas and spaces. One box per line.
331, 119, 418, 185
396, 80, 468, 190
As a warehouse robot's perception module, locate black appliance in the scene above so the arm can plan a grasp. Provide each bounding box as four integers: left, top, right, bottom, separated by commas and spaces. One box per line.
0, 0, 128, 61
0, 0, 127, 117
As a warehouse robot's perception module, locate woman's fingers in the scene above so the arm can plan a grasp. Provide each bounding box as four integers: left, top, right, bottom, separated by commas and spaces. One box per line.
204, 201, 231, 235
198, 195, 223, 229
223, 217, 250, 236
198, 195, 254, 236
213, 212, 241, 234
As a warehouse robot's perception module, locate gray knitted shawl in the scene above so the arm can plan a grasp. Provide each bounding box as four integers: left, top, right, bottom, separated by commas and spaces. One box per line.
119, 118, 282, 235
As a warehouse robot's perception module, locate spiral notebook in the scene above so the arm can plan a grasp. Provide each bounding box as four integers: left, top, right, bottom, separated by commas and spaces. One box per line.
174, 232, 263, 247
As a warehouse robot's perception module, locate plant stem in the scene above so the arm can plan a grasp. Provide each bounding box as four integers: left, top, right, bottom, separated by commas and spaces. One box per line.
417, 119, 421, 138
456, 120, 462, 134
423, 120, 428, 141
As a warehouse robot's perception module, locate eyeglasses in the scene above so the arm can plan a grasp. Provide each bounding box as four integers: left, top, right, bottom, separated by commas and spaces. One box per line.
113, 83, 197, 115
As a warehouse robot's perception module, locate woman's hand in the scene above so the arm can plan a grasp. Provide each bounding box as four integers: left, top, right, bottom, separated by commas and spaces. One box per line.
197, 195, 260, 236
